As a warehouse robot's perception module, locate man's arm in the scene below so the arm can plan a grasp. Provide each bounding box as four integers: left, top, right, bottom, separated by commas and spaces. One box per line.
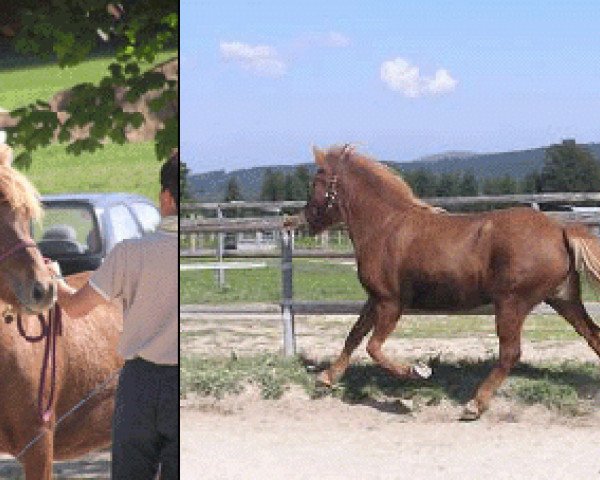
55, 279, 110, 318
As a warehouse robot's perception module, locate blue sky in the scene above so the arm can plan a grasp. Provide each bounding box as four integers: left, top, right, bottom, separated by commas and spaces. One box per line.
183, 1, 600, 173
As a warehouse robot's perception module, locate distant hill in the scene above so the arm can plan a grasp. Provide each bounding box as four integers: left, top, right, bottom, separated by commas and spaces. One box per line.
189, 142, 600, 201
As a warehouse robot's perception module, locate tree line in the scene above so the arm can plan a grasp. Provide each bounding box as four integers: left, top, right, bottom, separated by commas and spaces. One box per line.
183, 141, 600, 202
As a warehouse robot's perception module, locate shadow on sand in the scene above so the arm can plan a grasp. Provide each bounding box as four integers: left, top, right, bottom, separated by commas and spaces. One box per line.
300, 355, 600, 414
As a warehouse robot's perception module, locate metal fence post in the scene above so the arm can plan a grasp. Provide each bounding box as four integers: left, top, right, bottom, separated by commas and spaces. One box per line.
216, 206, 225, 288
281, 228, 296, 356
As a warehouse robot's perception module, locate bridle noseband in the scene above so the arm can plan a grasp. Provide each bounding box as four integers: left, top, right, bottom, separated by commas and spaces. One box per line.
0, 239, 37, 264
0, 239, 62, 423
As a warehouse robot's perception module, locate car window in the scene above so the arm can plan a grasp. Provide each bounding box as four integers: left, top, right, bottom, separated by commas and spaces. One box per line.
108, 204, 142, 244
129, 202, 160, 233
33, 205, 100, 255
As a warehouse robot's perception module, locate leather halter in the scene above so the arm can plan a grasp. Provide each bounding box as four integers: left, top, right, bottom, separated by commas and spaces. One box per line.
324, 175, 338, 209
0, 239, 62, 423
0, 239, 37, 263
323, 144, 353, 209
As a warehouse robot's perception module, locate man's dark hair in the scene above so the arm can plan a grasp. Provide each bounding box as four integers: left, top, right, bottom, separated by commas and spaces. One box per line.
160, 150, 179, 211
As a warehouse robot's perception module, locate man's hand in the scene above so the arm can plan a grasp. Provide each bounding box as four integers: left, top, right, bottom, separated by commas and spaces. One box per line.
282, 211, 307, 229
47, 260, 62, 278
46, 260, 74, 294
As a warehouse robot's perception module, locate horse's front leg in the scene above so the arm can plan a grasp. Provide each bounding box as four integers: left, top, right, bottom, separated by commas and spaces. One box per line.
365, 299, 431, 379
21, 424, 54, 480
317, 297, 376, 386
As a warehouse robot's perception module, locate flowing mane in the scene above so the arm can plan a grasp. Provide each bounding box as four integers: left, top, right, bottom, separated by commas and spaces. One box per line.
330, 145, 442, 213
0, 145, 43, 221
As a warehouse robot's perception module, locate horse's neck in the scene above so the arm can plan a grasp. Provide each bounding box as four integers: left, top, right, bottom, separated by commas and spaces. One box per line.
341, 182, 416, 253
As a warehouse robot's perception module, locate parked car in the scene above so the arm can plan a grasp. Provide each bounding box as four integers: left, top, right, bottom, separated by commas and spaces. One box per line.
33, 193, 160, 275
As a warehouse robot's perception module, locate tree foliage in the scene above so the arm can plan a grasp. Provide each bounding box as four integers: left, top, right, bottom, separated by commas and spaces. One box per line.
180, 160, 190, 200
284, 166, 311, 201
402, 169, 438, 197
258, 166, 313, 201
224, 177, 243, 202
401, 168, 482, 197
3, 1, 178, 165
260, 169, 286, 201
481, 175, 518, 195
539, 141, 600, 192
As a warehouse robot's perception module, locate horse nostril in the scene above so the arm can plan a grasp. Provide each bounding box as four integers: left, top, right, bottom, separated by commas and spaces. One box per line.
32, 281, 46, 303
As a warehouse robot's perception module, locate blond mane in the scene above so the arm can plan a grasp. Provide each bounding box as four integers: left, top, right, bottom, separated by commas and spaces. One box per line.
329, 145, 442, 213
0, 146, 43, 221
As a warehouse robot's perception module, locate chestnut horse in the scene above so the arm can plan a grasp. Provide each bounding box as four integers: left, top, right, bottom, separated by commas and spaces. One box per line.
303, 144, 600, 420
0, 144, 122, 478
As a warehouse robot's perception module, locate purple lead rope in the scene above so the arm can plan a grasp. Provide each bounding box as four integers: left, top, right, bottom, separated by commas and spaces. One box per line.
16, 303, 63, 422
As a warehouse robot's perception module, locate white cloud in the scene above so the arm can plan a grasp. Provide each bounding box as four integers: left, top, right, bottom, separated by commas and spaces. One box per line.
220, 41, 286, 77
424, 68, 458, 95
380, 58, 422, 98
380, 57, 457, 98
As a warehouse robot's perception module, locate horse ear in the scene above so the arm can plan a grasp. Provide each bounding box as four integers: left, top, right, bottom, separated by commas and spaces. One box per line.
312, 146, 326, 167
0, 144, 13, 167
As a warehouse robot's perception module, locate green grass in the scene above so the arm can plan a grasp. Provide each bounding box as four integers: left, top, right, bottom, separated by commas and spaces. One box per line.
18, 142, 162, 201
181, 353, 314, 400
180, 353, 600, 416
0, 50, 177, 110
180, 258, 366, 304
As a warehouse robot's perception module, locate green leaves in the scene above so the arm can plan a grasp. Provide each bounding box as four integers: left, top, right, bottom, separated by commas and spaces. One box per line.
6, 1, 178, 163
540, 142, 600, 192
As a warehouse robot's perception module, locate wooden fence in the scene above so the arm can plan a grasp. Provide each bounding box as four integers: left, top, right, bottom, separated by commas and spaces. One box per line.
180, 194, 600, 355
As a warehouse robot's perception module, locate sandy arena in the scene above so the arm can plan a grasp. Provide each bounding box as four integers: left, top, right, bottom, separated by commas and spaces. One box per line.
181, 313, 600, 480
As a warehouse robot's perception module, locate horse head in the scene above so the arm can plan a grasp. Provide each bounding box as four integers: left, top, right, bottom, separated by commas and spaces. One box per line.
304, 144, 354, 235
0, 145, 55, 315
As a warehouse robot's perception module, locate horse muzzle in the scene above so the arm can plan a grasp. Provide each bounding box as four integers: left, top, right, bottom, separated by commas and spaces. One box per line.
16, 279, 57, 315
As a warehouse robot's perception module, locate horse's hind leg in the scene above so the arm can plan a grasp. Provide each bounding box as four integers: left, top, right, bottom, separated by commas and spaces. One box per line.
318, 297, 376, 386
546, 298, 600, 357
365, 299, 428, 380
462, 297, 529, 421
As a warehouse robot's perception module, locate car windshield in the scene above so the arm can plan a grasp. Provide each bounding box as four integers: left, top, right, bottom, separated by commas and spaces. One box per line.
32, 205, 101, 256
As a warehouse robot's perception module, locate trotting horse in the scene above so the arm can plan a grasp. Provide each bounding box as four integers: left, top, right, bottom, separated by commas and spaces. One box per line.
300, 144, 600, 420
0, 144, 122, 478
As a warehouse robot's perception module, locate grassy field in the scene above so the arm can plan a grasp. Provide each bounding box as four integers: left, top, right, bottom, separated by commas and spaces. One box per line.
0, 50, 177, 110
1, 51, 177, 200
21, 142, 162, 200
180, 353, 600, 416
180, 258, 367, 304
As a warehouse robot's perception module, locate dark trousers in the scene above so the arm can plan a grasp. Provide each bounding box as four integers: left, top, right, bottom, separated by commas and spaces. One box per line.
111, 357, 178, 480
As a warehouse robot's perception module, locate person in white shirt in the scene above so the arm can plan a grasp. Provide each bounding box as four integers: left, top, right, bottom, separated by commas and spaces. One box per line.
50, 152, 179, 479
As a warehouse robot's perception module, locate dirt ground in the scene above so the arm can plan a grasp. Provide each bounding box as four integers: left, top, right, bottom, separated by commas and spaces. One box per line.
181, 314, 600, 480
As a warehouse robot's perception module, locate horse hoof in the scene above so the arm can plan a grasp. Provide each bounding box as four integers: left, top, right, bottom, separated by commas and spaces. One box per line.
316, 371, 333, 388
460, 400, 482, 421
411, 363, 432, 379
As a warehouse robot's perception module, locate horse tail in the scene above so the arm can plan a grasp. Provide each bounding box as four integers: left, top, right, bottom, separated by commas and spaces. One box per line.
564, 224, 600, 292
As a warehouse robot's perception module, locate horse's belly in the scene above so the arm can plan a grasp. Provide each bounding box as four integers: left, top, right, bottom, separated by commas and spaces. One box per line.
407, 278, 490, 311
